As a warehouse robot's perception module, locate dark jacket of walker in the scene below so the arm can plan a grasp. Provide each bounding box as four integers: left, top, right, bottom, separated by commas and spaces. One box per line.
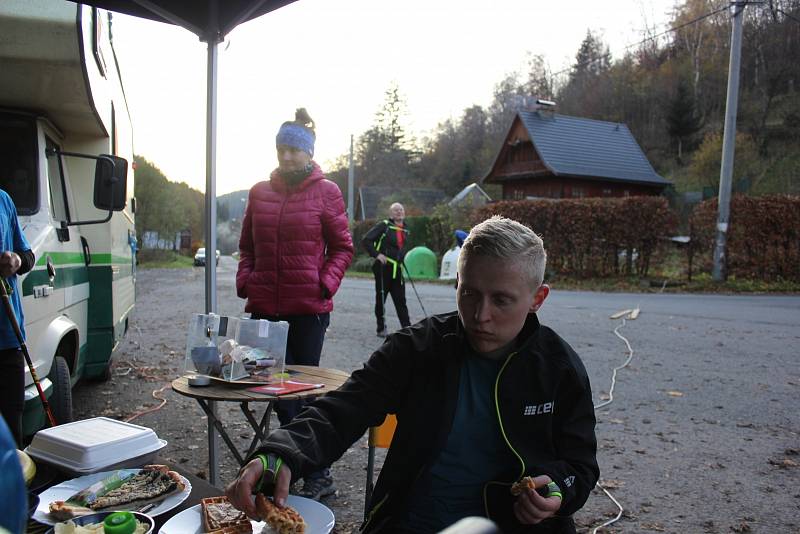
257, 312, 600, 533
362, 218, 409, 267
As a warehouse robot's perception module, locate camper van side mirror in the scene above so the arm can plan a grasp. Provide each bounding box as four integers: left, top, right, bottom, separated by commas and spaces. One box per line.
94, 155, 128, 211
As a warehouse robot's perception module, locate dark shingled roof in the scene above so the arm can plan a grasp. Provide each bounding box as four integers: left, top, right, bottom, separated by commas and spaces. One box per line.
358, 186, 448, 220
518, 111, 670, 186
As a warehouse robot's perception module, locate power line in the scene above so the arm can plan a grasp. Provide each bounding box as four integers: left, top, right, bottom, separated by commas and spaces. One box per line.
549, 4, 731, 80
776, 8, 800, 24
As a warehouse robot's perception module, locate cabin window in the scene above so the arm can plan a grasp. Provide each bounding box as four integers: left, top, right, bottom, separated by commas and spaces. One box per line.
513, 189, 524, 200
92, 8, 107, 77
571, 187, 585, 198
0, 113, 39, 215
602, 188, 612, 197
505, 142, 535, 164
623, 189, 630, 197
45, 137, 69, 223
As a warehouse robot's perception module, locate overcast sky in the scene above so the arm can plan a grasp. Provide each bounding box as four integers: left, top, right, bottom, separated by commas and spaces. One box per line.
111, 0, 679, 195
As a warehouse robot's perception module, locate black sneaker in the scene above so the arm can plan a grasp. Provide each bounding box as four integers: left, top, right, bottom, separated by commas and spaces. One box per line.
297, 475, 336, 501
377, 328, 388, 338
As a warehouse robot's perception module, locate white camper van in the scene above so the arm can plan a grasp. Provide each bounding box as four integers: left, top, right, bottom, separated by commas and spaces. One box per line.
0, 1, 135, 438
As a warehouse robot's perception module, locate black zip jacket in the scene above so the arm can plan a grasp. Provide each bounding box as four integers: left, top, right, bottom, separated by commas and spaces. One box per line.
258, 312, 599, 533
362, 218, 409, 263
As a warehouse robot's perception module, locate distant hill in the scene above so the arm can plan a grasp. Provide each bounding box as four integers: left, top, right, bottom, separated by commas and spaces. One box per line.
217, 190, 248, 222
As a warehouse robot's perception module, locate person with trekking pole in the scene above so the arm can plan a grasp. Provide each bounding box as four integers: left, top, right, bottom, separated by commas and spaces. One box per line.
0, 188, 35, 446
362, 202, 411, 337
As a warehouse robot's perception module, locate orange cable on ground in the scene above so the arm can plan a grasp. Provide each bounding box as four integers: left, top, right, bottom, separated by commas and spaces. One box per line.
124, 383, 171, 423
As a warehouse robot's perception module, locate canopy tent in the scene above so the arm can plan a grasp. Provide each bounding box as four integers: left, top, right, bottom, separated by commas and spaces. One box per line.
68, 0, 297, 314
67, 0, 298, 486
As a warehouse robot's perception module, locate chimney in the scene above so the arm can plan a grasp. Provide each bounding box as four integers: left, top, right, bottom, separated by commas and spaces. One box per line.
512, 96, 557, 114
534, 99, 557, 115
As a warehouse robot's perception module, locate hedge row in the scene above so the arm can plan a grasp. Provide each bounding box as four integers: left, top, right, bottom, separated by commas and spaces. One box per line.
689, 195, 800, 281
473, 197, 678, 277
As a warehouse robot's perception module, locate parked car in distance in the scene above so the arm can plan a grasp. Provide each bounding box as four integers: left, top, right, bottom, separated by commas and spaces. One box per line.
194, 248, 220, 266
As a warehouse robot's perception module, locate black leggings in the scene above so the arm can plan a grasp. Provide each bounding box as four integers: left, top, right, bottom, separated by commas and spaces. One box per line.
0, 348, 25, 447
373, 261, 410, 332
249, 313, 330, 425
251, 312, 331, 479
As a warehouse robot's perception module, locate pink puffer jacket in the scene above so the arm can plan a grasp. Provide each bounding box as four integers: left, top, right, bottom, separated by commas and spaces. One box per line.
236, 163, 354, 315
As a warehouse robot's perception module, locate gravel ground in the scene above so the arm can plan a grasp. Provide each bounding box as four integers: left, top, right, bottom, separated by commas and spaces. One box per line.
72, 262, 800, 533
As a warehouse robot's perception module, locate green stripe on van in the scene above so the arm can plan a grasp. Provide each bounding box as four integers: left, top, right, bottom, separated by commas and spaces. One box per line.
35, 252, 131, 266
21, 263, 133, 296
21, 266, 90, 295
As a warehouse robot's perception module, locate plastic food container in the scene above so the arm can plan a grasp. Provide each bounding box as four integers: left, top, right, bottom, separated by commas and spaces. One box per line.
25, 417, 166, 476
44, 511, 155, 534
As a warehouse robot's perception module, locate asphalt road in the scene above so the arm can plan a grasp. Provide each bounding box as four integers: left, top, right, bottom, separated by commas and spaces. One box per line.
72, 256, 800, 533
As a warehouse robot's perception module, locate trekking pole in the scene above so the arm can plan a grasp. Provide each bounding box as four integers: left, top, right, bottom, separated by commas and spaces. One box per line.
0, 278, 58, 427
401, 263, 428, 317
378, 260, 386, 333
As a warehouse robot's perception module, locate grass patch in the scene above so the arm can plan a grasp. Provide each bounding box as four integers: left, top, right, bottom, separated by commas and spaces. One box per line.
137, 249, 194, 269
547, 273, 800, 294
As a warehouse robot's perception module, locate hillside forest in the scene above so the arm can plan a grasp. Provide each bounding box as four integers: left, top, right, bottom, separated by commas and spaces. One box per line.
135, 0, 799, 249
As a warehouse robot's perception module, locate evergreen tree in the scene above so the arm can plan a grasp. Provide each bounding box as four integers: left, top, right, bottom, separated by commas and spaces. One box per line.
665, 80, 703, 162
357, 82, 417, 185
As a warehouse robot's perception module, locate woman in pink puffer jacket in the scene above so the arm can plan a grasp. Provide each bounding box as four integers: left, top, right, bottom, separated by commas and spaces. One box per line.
236, 108, 353, 500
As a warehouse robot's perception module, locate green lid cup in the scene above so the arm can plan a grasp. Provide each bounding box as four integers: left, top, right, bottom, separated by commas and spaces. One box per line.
103, 512, 137, 534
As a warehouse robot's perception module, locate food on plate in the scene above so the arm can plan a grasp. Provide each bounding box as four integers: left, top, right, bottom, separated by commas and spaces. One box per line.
48, 465, 185, 520
201, 496, 251, 533
255, 493, 306, 534
510, 476, 537, 496
204, 524, 252, 534
53, 517, 149, 534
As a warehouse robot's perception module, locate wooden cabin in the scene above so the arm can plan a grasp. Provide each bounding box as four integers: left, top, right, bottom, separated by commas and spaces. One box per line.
483, 110, 670, 199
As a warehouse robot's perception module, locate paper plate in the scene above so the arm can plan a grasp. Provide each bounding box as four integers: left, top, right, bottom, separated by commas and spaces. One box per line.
158, 496, 334, 534
33, 468, 191, 526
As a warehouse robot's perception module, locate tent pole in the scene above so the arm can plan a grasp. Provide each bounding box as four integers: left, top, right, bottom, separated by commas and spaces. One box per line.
204, 34, 220, 486
204, 40, 218, 316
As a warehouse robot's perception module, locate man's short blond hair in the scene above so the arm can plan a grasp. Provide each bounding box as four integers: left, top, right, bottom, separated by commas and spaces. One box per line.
458, 215, 547, 288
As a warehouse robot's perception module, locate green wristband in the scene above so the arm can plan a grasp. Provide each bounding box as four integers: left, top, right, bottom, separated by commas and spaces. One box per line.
254, 453, 283, 493
545, 481, 562, 500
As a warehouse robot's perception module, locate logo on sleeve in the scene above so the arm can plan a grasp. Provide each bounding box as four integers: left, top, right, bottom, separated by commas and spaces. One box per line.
564, 476, 575, 488
523, 401, 554, 416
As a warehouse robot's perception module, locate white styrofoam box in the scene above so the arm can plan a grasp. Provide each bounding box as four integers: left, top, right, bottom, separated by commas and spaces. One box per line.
25, 417, 167, 475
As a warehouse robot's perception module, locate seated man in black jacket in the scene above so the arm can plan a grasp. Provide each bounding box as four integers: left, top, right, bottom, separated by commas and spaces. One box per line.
227, 215, 599, 533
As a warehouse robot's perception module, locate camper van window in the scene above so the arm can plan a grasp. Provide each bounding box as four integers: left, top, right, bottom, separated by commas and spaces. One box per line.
0, 113, 38, 215
45, 137, 69, 224
91, 8, 107, 77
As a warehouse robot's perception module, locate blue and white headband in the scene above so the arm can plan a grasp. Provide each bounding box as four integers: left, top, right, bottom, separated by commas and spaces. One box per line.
276, 123, 315, 157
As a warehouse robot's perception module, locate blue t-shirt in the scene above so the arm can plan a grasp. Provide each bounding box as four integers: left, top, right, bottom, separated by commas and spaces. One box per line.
0, 189, 31, 349
398, 353, 519, 532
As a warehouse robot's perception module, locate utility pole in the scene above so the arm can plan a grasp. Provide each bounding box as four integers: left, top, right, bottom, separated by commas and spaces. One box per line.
713, 1, 746, 281
348, 134, 355, 223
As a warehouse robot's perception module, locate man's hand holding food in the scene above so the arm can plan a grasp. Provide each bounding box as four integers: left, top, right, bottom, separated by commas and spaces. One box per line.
512, 474, 563, 525
225, 453, 292, 519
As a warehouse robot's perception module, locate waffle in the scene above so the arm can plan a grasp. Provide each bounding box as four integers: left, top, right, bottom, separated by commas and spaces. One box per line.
201, 496, 251, 533
255, 493, 306, 534
205, 524, 253, 534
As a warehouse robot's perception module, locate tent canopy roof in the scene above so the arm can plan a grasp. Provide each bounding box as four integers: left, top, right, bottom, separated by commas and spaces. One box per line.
67, 0, 296, 40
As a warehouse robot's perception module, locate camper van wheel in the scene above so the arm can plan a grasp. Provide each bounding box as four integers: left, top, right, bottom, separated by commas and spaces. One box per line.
49, 356, 73, 425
